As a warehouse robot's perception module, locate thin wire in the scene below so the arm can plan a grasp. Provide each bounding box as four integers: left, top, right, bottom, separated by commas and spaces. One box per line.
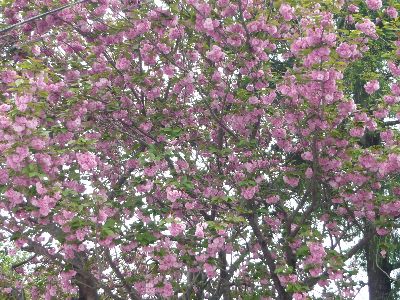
0, 0, 89, 35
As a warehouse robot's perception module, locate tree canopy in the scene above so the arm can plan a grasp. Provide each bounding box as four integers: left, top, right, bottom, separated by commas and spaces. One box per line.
0, 0, 400, 299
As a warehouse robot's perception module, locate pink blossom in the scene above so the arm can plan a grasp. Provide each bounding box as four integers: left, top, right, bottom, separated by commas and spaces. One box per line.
392, 83, 400, 96
348, 4, 359, 13
293, 292, 307, 300
195, 223, 207, 238
279, 4, 295, 21
376, 227, 389, 236
336, 42, 358, 59
169, 222, 186, 236
32, 45, 41, 56
305, 168, 313, 179
60, 270, 77, 293
349, 127, 365, 137
166, 187, 182, 202
0, 70, 17, 84
35, 182, 47, 195
32, 195, 55, 216
328, 269, 343, 280
206, 45, 225, 63
15, 94, 33, 112
76, 152, 97, 171
4, 189, 24, 207
160, 282, 173, 297
66, 117, 81, 131
203, 18, 215, 31
380, 130, 394, 144
283, 176, 299, 187
116, 57, 130, 70
309, 267, 322, 277
365, 0, 382, 11
301, 151, 313, 161
364, 80, 379, 94
241, 186, 258, 200
0, 169, 9, 184
272, 128, 286, 139
266, 195, 280, 204
386, 7, 398, 19
355, 18, 377, 39
0, 104, 11, 112
204, 263, 217, 278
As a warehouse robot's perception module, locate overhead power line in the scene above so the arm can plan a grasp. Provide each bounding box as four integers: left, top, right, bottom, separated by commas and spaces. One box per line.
0, 0, 89, 35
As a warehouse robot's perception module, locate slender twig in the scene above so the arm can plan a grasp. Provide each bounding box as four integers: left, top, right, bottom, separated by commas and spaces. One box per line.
0, 0, 89, 35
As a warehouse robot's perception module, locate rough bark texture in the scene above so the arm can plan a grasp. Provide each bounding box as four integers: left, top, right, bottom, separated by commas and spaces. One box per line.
365, 226, 392, 300
360, 112, 392, 300
76, 273, 99, 300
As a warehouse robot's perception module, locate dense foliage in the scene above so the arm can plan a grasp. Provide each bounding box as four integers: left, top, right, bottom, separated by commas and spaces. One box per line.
0, 0, 400, 299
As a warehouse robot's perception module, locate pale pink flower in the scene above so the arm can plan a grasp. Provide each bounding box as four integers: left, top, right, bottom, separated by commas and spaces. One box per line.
169, 222, 186, 236
336, 42, 358, 59
364, 80, 380, 94
355, 18, 377, 39
76, 152, 97, 171
166, 187, 182, 202
348, 4, 359, 13
195, 223, 207, 238
266, 195, 280, 204
283, 176, 299, 187
349, 127, 365, 137
279, 4, 295, 21
206, 45, 225, 63
305, 168, 313, 179
204, 263, 217, 278
116, 57, 130, 70
376, 227, 389, 236
203, 18, 215, 31
365, 0, 382, 11
241, 186, 258, 200
160, 282, 173, 297
386, 7, 398, 19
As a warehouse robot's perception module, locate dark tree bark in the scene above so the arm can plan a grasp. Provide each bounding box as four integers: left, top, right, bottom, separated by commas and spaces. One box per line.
358, 109, 392, 300
365, 226, 392, 300
75, 272, 99, 300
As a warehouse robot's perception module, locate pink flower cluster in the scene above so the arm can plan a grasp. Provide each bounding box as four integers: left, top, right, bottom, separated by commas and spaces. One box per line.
241, 185, 259, 200
365, 0, 382, 11
283, 176, 299, 187
168, 221, 186, 236
336, 42, 359, 59
166, 187, 182, 202
279, 4, 295, 21
60, 270, 77, 294
195, 222, 207, 238
386, 7, 398, 19
159, 253, 181, 271
304, 242, 326, 277
76, 152, 97, 171
203, 18, 219, 31
364, 80, 380, 94
31, 195, 57, 217
355, 18, 377, 39
116, 57, 130, 70
206, 45, 225, 63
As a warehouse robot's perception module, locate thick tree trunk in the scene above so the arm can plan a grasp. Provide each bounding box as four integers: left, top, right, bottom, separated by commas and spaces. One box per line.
76, 273, 99, 300
365, 227, 392, 300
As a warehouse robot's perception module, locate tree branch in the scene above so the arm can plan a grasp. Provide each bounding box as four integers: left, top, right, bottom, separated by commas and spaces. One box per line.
104, 249, 142, 300
247, 212, 290, 300
0, 0, 89, 35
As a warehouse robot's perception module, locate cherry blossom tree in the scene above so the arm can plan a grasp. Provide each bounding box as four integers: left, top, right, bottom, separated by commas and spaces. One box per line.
0, 0, 400, 299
